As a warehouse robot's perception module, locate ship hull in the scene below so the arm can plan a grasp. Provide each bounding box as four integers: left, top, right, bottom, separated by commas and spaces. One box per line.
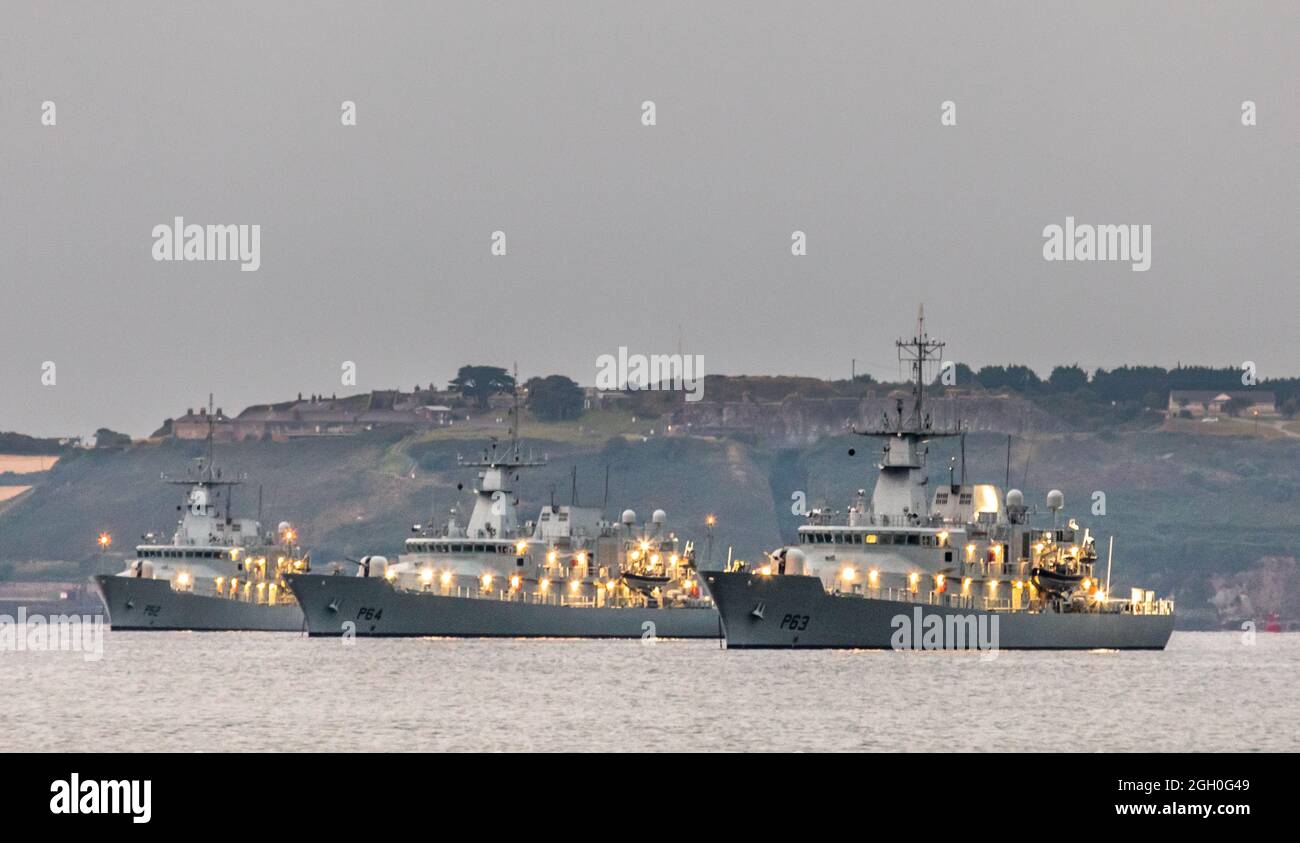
286, 574, 720, 639
703, 572, 1174, 650
93, 575, 303, 632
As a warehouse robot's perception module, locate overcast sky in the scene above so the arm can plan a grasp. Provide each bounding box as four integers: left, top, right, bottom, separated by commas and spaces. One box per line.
2, 2, 1297, 437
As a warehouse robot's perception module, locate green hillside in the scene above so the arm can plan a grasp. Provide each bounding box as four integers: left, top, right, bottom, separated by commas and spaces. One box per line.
1, 428, 1296, 624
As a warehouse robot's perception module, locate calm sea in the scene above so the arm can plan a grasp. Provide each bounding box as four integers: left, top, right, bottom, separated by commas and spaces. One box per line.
3, 630, 1296, 752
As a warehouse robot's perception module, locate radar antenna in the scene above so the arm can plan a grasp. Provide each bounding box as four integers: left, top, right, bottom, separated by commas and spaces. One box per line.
852, 305, 961, 439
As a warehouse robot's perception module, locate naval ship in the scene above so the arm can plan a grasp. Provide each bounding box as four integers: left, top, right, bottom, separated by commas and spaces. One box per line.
93, 410, 309, 631
287, 400, 717, 638
703, 314, 1175, 650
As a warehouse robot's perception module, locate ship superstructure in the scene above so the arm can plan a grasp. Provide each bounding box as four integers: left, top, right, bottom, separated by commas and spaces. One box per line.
704, 312, 1175, 650
93, 400, 308, 631
287, 381, 715, 638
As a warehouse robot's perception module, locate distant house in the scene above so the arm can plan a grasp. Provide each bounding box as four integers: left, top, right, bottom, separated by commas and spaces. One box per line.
1167, 390, 1276, 419
583, 388, 630, 411
168, 391, 460, 442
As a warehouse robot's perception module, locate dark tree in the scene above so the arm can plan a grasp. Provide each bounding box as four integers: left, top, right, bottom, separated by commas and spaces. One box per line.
450, 366, 515, 411
1222, 396, 1252, 418
93, 428, 131, 449
1047, 364, 1089, 393
524, 375, 585, 422
975, 365, 1042, 393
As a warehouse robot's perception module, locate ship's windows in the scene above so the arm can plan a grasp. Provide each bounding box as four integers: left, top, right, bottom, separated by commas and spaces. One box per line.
944, 551, 953, 562
865, 534, 878, 544
935, 492, 949, 504
959, 493, 973, 505
921, 535, 933, 546
907, 534, 920, 545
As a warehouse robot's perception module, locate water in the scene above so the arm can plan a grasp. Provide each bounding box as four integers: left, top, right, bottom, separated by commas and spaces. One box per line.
3, 631, 1296, 752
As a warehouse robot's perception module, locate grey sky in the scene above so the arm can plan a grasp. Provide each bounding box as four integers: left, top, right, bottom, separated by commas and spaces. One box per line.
2, 2, 1297, 437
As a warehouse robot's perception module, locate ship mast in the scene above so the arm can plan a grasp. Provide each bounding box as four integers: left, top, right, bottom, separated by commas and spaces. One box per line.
456, 366, 544, 540
856, 305, 955, 437
852, 307, 961, 523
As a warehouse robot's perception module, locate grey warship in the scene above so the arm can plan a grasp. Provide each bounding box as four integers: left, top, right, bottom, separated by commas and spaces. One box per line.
93, 404, 309, 631
287, 396, 717, 639
704, 313, 1174, 650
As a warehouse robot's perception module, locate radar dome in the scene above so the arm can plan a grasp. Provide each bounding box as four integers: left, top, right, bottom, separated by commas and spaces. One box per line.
620, 509, 637, 525
1006, 489, 1024, 508
652, 509, 667, 525
1046, 489, 1065, 511
360, 555, 389, 578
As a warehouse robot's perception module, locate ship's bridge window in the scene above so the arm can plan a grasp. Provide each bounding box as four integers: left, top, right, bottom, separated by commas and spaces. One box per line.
906, 534, 920, 546
958, 493, 973, 505
865, 534, 878, 544
935, 492, 949, 504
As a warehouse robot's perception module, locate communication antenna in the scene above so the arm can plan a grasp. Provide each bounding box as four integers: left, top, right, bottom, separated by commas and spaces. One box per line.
851, 305, 960, 440
206, 393, 215, 474
1106, 536, 1115, 597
